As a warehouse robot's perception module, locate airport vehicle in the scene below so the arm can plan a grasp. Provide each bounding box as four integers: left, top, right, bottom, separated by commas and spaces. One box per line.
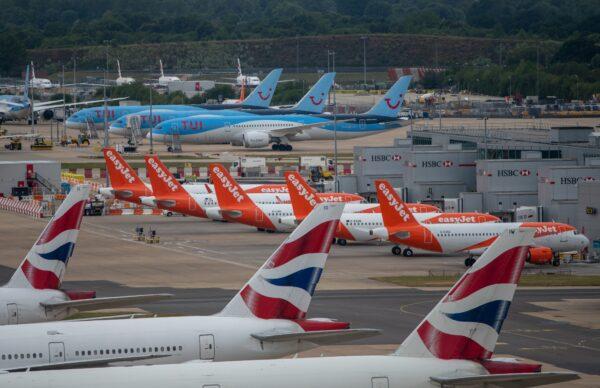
157, 59, 181, 86
99, 148, 290, 205
67, 68, 283, 130
144, 157, 363, 219
0, 185, 170, 325
0, 203, 377, 371
115, 59, 135, 86
1, 228, 579, 387
284, 171, 500, 245
108, 72, 335, 137
374, 179, 590, 265
150, 76, 412, 151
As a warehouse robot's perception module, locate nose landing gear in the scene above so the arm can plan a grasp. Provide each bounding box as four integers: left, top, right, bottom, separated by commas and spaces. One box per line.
464, 255, 476, 267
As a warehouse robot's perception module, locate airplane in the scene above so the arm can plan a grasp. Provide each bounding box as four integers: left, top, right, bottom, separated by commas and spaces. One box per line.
144, 156, 363, 220
108, 72, 335, 137
3, 228, 579, 388
373, 179, 590, 265
150, 75, 412, 151
157, 59, 180, 86
234, 58, 260, 87
68, 68, 283, 131
30, 62, 54, 89
283, 171, 501, 245
0, 184, 170, 325
99, 148, 292, 207
0, 202, 379, 372
115, 60, 135, 86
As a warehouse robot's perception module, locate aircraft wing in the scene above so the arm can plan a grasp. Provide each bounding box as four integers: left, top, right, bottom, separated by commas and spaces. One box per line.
269, 118, 355, 138
40, 293, 172, 312
251, 328, 380, 345
429, 372, 579, 387
4, 354, 170, 372
35, 99, 65, 107
32, 97, 129, 112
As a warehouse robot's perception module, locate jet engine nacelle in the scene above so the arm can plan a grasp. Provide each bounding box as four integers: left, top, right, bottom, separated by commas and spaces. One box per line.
527, 246, 554, 265
242, 131, 270, 148
42, 109, 54, 120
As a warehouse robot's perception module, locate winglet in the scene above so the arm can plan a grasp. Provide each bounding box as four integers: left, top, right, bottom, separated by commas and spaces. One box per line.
375, 179, 419, 229
285, 171, 322, 220
220, 202, 344, 319
292, 72, 335, 113
242, 68, 283, 108
395, 228, 535, 360
6, 184, 90, 289
144, 155, 186, 197
208, 163, 255, 209
365, 75, 411, 118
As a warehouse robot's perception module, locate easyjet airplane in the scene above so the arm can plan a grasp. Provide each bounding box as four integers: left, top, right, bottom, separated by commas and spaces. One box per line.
284, 171, 500, 245
99, 148, 290, 206
0, 203, 377, 371
144, 156, 363, 219
374, 179, 589, 266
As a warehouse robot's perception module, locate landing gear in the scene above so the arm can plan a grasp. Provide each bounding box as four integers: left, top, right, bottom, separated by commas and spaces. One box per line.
552, 258, 560, 267
337, 239, 347, 246
464, 256, 476, 267
257, 228, 265, 232
332, 238, 337, 244
392, 246, 402, 256
271, 143, 293, 151
402, 248, 413, 257
266, 229, 275, 233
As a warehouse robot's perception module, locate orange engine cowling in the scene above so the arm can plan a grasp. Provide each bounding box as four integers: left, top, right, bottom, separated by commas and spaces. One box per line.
527, 247, 553, 265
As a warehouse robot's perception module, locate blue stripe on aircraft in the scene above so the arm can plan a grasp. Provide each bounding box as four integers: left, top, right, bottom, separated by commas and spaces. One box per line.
444, 300, 511, 333
264, 267, 323, 295
37, 242, 75, 263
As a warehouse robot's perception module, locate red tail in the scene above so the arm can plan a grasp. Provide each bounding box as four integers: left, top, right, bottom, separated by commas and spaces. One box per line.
375, 179, 419, 228
103, 148, 145, 191
285, 171, 322, 220
144, 155, 186, 197
209, 164, 256, 209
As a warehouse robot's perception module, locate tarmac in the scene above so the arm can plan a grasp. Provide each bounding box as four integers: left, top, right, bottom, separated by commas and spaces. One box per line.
1, 210, 599, 386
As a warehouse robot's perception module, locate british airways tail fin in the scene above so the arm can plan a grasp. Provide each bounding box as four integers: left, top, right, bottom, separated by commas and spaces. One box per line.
364, 75, 411, 118
219, 202, 343, 319
291, 72, 335, 113
242, 68, 282, 108
6, 185, 89, 289
395, 228, 534, 360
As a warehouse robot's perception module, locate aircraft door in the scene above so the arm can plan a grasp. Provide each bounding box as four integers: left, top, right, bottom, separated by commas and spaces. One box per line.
372, 377, 389, 388
7, 303, 18, 324
424, 229, 433, 244
255, 208, 264, 222
560, 233, 568, 242
359, 119, 366, 129
48, 342, 66, 363
189, 197, 197, 211
199, 334, 215, 360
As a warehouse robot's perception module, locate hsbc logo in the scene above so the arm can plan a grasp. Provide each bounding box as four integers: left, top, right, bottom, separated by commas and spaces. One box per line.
212, 166, 245, 203
147, 157, 178, 192
422, 160, 453, 168
287, 174, 317, 207
371, 154, 402, 162
106, 150, 135, 184
560, 176, 597, 185
378, 182, 410, 222
498, 169, 531, 177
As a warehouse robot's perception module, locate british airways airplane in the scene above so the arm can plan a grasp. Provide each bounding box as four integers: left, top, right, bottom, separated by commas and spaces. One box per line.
150, 75, 412, 151
65, 68, 283, 131
108, 72, 336, 137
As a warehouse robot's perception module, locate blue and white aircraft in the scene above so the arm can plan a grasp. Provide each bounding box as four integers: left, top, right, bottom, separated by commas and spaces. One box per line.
151, 76, 412, 151
66, 68, 283, 131
108, 72, 336, 137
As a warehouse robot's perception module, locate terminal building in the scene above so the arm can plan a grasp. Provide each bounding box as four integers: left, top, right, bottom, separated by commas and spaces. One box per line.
341, 124, 600, 253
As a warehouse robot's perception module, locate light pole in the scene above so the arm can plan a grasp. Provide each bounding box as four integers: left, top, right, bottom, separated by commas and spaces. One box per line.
62, 65, 66, 142
296, 36, 299, 75
361, 36, 367, 88
330, 50, 338, 192
149, 85, 153, 154
483, 116, 488, 159
103, 40, 109, 186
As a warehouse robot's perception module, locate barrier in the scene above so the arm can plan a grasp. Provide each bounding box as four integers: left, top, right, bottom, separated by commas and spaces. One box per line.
0, 197, 44, 218
107, 209, 163, 216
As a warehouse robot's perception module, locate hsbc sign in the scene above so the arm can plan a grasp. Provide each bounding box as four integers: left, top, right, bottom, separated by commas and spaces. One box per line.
560, 176, 597, 185
371, 154, 402, 162
497, 169, 531, 177
421, 160, 454, 168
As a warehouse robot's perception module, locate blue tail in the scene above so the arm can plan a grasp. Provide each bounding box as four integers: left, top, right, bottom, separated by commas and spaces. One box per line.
364, 75, 412, 118
242, 68, 283, 108
292, 72, 335, 114
23, 64, 30, 99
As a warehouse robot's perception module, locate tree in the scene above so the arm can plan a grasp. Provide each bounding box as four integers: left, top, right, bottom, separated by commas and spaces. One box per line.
0, 32, 27, 75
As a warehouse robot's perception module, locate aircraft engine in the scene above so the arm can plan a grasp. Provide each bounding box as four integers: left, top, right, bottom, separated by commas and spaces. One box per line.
526, 246, 553, 265
242, 131, 270, 148
42, 109, 54, 120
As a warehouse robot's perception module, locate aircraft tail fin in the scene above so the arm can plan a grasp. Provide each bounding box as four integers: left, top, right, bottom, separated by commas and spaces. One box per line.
395, 228, 534, 360
30, 61, 36, 80
144, 155, 187, 197
292, 72, 335, 113
220, 202, 343, 319
364, 75, 411, 118
6, 185, 90, 289
23, 64, 30, 98
103, 148, 147, 193
208, 164, 256, 209
117, 59, 122, 78
159, 59, 165, 78
242, 68, 282, 108
236, 58, 242, 77
285, 171, 322, 221
375, 179, 419, 229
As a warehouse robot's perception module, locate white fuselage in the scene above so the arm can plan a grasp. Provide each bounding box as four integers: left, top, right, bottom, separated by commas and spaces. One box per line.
158, 76, 181, 86
0, 355, 486, 388
0, 316, 315, 370
0, 287, 70, 325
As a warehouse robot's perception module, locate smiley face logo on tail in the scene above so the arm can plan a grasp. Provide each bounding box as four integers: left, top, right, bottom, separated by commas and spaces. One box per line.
385, 93, 404, 110
258, 87, 272, 101
309, 92, 325, 106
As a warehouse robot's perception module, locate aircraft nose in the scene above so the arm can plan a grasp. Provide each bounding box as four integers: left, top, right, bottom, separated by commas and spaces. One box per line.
580, 234, 590, 247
